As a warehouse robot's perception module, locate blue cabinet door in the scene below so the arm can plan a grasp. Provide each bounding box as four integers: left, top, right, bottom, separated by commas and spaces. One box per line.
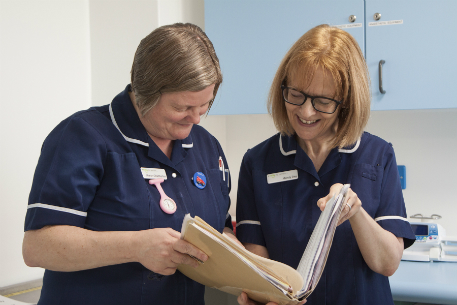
205, 0, 365, 115
366, 0, 457, 110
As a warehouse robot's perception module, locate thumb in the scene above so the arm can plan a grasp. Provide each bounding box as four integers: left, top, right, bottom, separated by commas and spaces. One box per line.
317, 194, 331, 211
166, 228, 181, 239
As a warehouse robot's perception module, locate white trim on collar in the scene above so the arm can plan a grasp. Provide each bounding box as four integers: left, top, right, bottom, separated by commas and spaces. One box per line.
110, 103, 149, 147
280, 134, 361, 155
109, 103, 193, 149
338, 137, 361, 154
279, 134, 296, 156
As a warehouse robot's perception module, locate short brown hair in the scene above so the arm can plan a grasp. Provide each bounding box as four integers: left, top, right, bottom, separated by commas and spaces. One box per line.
268, 24, 371, 148
131, 23, 222, 115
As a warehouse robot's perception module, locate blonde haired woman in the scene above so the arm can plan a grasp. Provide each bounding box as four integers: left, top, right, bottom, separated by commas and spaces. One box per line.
236, 24, 415, 305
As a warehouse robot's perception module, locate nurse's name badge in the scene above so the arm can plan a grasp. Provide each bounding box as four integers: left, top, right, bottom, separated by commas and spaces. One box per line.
267, 170, 298, 184
192, 172, 206, 189
141, 167, 167, 180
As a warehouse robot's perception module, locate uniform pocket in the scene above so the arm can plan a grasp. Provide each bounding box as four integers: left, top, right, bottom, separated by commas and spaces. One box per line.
88, 152, 150, 231
351, 163, 382, 215
207, 168, 230, 230
358, 163, 377, 181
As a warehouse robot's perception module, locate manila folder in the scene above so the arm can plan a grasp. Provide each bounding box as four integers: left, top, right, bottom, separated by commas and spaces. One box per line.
177, 215, 304, 305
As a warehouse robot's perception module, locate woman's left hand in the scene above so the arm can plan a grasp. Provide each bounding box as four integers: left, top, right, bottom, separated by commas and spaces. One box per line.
223, 227, 244, 248
317, 183, 362, 226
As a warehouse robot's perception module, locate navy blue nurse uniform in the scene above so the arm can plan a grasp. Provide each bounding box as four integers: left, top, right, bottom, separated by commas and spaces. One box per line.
24, 85, 232, 305
236, 132, 415, 305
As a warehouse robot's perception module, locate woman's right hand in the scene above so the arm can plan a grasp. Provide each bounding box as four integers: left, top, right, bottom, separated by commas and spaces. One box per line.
237, 292, 306, 305
136, 228, 208, 275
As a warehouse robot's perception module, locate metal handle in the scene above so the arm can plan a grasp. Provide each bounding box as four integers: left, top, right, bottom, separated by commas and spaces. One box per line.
410, 213, 442, 220
378, 60, 386, 94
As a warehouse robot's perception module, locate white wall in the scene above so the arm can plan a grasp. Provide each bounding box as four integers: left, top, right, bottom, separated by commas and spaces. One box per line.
0, 0, 91, 286
89, 0, 159, 106
89, 0, 204, 106
366, 109, 457, 235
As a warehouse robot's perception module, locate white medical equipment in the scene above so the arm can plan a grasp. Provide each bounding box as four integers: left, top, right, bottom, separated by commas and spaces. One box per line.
402, 218, 457, 262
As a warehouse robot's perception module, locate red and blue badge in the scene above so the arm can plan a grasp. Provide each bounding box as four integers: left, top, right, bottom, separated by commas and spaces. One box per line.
193, 172, 206, 189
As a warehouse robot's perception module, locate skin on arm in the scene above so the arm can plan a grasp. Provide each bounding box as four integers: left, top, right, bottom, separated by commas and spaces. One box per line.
243, 243, 270, 258
317, 183, 404, 276
22, 225, 208, 275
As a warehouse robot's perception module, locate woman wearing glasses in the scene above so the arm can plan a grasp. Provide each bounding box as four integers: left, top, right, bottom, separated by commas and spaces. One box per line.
236, 24, 415, 305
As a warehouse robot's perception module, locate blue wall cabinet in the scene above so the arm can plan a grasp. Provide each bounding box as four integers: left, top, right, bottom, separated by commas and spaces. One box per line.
205, 0, 365, 115
366, 0, 457, 110
205, 0, 457, 115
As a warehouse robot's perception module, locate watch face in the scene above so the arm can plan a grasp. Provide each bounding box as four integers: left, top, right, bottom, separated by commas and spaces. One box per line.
164, 199, 175, 209
161, 198, 177, 214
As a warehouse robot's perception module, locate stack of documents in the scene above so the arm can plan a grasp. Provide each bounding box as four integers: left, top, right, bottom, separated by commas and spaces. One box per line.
178, 184, 350, 305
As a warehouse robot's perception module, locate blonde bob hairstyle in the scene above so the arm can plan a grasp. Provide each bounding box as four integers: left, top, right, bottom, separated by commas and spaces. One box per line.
268, 24, 371, 149
131, 23, 222, 116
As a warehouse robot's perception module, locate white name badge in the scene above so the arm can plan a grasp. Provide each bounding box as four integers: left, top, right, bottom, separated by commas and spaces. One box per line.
267, 170, 298, 184
141, 168, 167, 180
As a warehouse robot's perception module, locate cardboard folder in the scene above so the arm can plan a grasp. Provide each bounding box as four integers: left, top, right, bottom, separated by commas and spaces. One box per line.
178, 184, 349, 305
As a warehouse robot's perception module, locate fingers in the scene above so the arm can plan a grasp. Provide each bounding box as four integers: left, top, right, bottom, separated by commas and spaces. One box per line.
138, 228, 208, 275
166, 228, 181, 239
337, 188, 362, 226
316, 197, 327, 211
237, 292, 253, 305
173, 239, 208, 264
317, 183, 344, 211
237, 292, 263, 305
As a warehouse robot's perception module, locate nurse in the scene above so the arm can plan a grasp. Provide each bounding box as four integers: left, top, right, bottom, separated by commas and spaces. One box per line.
236, 24, 415, 305
22, 23, 233, 305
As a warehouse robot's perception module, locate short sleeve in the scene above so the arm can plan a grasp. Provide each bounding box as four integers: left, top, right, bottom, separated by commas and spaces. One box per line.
235, 151, 266, 246
375, 144, 415, 248
25, 114, 107, 231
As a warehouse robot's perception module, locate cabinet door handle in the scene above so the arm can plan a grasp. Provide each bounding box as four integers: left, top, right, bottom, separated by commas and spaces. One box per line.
379, 60, 386, 94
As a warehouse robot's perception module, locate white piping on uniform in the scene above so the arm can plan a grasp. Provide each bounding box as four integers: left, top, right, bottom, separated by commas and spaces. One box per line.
109, 103, 149, 147
338, 137, 361, 154
236, 220, 261, 227
374, 216, 409, 222
109, 103, 193, 149
279, 134, 296, 156
27, 203, 87, 217
226, 212, 231, 219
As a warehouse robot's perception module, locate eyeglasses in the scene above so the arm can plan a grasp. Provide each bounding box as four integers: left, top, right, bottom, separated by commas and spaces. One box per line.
281, 85, 342, 114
